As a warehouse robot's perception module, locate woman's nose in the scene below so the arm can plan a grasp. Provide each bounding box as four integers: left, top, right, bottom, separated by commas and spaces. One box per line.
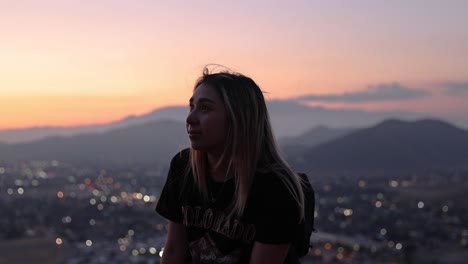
186, 110, 198, 125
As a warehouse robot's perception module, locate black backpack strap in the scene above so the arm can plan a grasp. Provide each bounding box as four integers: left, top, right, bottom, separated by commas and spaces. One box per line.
296, 173, 316, 257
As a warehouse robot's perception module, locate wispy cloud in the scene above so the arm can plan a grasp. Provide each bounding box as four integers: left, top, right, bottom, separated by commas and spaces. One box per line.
441, 82, 468, 95
296, 83, 430, 103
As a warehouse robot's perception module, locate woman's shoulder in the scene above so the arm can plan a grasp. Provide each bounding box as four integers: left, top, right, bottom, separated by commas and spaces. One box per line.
254, 165, 291, 184
171, 148, 190, 160
254, 168, 282, 185
249, 167, 301, 219
165, 148, 191, 183
169, 148, 190, 166
252, 168, 295, 200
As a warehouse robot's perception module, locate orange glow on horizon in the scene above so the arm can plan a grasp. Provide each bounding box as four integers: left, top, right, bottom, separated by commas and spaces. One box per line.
1, 1, 467, 130
0, 94, 184, 130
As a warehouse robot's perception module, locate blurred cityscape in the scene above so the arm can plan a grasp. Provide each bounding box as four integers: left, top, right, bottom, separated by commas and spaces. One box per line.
0, 160, 467, 264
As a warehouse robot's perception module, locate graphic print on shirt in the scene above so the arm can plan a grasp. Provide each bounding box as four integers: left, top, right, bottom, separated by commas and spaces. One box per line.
182, 205, 256, 263
189, 233, 242, 264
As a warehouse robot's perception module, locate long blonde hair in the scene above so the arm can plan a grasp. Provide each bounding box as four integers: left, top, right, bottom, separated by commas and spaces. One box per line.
189, 67, 304, 220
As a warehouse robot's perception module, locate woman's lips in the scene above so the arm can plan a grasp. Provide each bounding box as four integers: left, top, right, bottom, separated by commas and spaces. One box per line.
188, 131, 202, 138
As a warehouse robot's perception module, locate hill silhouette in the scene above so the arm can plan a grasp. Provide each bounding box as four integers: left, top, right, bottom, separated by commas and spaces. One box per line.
2, 118, 468, 173
293, 119, 468, 172
279, 125, 355, 147
0, 100, 425, 144
0, 120, 188, 164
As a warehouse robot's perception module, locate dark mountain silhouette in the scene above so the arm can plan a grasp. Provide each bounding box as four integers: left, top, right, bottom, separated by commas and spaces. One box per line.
0, 106, 188, 144
0, 120, 188, 164
291, 119, 468, 173
266, 100, 426, 139
0, 100, 427, 144
1, 116, 467, 173
113, 106, 188, 127
279, 126, 356, 158
279, 125, 355, 147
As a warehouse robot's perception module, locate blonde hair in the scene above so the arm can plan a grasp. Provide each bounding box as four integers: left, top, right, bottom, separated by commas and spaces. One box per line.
189, 66, 304, 220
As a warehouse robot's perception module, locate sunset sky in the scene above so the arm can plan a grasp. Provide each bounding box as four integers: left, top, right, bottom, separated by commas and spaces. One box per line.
1, 0, 467, 130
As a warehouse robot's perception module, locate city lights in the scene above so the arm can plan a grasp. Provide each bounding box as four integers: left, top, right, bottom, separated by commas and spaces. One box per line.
1, 157, 465, 263
442, 205, 449, 212
353, 244, 360, 251
380, 228, 387, 236
110, 196, 118, 203
149, 247, 157, 254
37, 170, 47, 178
343, 209, 353, 216
336, 252, 344, 260
395, 243, 402, 250
418, 201, 424, 209
389, 180, 399, 187
358, 180, 366, 188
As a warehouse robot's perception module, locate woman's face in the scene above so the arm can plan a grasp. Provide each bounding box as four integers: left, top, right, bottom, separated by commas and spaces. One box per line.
186, 83, 228, 155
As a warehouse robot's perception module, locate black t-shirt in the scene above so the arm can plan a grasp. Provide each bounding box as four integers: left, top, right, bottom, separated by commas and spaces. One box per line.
156, 149, 302, 263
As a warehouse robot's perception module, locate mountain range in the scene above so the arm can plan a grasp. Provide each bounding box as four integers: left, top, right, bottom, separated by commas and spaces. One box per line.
0, 100, 429, 144
0, 120, 188, 165
290, 119, 468, 173
1, 117, 468, 173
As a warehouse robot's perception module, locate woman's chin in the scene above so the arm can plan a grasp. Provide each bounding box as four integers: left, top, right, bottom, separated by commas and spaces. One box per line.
190, 143, 204, 151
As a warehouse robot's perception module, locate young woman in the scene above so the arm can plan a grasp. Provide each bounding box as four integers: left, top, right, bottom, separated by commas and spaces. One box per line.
156, 67, 307, 263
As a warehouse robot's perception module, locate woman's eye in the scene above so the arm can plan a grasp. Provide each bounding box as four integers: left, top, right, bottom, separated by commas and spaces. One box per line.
199, 105, 209, 111
188, 104, 210, 112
